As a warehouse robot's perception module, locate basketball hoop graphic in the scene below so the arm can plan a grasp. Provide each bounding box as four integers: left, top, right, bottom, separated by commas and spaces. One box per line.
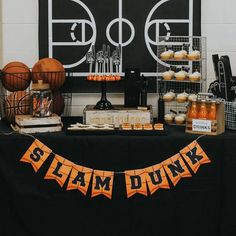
48, 0, 96, 70
144, 0, 194, 75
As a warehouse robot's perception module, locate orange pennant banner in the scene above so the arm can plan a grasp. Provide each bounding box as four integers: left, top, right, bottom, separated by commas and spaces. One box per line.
67, 164, 93, 195
125, 169, 148, 198
145, 164, 170, 195
44, 154, 73, 188
20, 139, 52, 172
162, 153, 192, 186
91, 170, 114, 199
180, 141, 211, 174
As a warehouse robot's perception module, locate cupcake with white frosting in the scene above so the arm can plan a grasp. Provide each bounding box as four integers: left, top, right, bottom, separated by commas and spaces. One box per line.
176, 91, 189, 103
189, 71, 201, 82
188, 94, 198, 102
162, 69, 175, 80
163, 91, 175, 102
160, 50, 171, 60
187, 50, 201, 60
175, 70, 187, 81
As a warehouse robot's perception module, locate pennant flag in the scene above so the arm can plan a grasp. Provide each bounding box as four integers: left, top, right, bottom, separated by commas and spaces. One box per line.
45, 154, 73, 188
20, 139, 52, 172
91, 170, 114, 199
180, 141, 211, 174
125, 169, 148, 198
145, 164, 170, 195
162, 154, 192, 186
67, 164, 93, 195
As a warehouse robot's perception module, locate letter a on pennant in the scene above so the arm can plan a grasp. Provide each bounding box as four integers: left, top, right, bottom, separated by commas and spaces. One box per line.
66, 164, 93, 196
20, 139, 52, 172
162, 154, 192, 186
145, 164, 170, 195
91, 170, 114, 199
125, 169, 148, 198
45, 154, 73, 188
180, 141, 211, 174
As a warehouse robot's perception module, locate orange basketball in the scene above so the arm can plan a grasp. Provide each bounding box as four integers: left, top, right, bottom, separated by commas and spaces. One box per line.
52, 91, 65, 116
32, 58, 66, 90
5, 91, 31, 124
2, 61, 31, 92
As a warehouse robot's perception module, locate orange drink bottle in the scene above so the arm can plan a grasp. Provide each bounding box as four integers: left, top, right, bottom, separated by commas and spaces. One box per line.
197, 100, 208, 119
188, 100, 198, 119
208, 101, 217, 120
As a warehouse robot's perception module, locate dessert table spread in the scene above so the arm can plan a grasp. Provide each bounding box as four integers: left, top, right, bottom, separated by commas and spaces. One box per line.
0, 118, 235, 236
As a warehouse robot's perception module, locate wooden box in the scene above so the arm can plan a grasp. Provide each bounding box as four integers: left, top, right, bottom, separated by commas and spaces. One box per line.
14, 114, 62, 134
185, 101, 225, 135
83, 105, 153, 128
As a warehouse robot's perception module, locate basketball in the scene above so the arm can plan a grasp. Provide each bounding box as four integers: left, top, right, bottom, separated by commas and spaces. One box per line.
5, 91, 31, 123
32, 58, 66, 90
2, 61, 31, 92
52, 91, 65, 116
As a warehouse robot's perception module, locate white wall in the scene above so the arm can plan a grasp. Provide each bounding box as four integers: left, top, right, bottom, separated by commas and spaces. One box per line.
1, 0, 236, 116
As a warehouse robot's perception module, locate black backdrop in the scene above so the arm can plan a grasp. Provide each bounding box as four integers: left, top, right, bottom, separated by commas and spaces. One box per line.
39, 0, 201, 92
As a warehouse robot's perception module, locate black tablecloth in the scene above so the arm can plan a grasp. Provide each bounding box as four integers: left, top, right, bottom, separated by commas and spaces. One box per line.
0, 119, 235, 236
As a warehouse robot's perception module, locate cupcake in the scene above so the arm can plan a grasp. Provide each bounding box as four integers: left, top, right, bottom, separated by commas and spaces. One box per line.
164, 114, 174, 124
188, 94, 197, 102
162, 70, 173, 80
187, 50, 201, 60
175, 70, 187, 81
176, 91, 189, 103
174, 115, 186, 124
189, 71, 201, 82
174, 51, 186, 60
160, 50, 171, 60
163, 91, 175, 102
180, 49, 188, 57
167, 49, 174, 58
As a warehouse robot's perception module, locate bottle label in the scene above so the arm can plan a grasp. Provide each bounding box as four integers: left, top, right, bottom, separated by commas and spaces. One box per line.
192, 119, 211, 133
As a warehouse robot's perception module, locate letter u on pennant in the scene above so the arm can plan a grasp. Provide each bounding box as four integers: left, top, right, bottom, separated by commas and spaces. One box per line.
145, 164, 170, 195
180, 141, 211, 174
44, 154, 73, 188
91, 170, 114, 199
162, 153, 192, 186
20, 139, 52, 172
125, 169, 148, 198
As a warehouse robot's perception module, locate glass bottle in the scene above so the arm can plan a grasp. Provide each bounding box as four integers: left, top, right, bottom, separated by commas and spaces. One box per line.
188, 100, 198, 119
198, 100, 208, 119
208, 101, 217, 120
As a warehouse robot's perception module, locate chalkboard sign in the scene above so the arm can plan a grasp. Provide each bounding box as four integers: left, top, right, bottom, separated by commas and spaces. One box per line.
39, 0, 201, 92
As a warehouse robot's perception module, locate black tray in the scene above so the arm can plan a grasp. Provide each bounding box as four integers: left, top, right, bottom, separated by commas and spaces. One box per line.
66, 127, 167, 136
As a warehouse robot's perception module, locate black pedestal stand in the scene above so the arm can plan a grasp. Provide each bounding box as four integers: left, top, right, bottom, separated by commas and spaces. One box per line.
94, 82, 113, 110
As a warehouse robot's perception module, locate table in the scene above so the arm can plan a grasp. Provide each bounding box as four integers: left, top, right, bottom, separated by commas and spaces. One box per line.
0, 119, 235, 236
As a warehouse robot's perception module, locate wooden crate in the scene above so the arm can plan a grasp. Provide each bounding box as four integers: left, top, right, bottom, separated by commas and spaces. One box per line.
83, 105, 153, 128
185, 101, 225, 135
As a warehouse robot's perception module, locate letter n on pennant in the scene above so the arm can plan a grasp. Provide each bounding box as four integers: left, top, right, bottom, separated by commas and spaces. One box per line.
66, 165, 93, 196
145, 164, 170, 195
20, 139, 52, 172
162, 154, 192, 186
91, 170, 114, 199
44, 154, 73, 188
180, 141, 211, 174
125, 169, 148, 198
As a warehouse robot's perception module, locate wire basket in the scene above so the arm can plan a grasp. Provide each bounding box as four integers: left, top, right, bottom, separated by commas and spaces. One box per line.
156, 36, 207, 122
0, 71, 72, 123
224, 101, 236, 130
